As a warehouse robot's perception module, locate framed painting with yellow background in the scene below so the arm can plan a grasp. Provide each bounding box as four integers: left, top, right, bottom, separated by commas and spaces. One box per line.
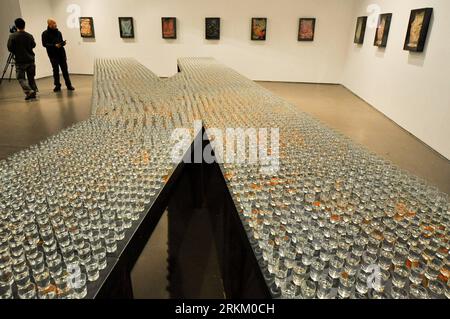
79, 17, 95, 38
251, 18, 267, 41
374, 13, 392, 48
404, 8, 433, 52
298, 18, 316, 41
162, 17, 177, 39
354, 16, 367, 44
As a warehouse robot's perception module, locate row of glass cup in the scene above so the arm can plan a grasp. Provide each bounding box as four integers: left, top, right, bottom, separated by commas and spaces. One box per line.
1, 59, 178, 298
1, 57, 449, 300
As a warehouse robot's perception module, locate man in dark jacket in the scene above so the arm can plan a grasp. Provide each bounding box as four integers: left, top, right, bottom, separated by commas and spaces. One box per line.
42, 19, 75, 92
7, 18, 38, 100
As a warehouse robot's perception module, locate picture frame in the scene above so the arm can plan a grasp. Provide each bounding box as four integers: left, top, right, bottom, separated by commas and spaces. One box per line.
374, 13, 392, 47
298, 18, 316, 41
162, 17, 177, 39
205, 17, 221, 40
404, 8, 433, 52
251, 18, 267, 41
354, 16, 367, 44
79, 17, 95, 38
119, 17, 134, 39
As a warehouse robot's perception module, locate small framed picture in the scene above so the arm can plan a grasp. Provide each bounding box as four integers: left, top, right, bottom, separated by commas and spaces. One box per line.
374, 13, 392, 47
298, 18, 316, 41
119, 17, 134, 39
162, 17, 177, 39
205, 17, 220, 40
404, 8, 433, 52
354, 16, 367, 44
79, 17, 95, 38
251, 18, 267, 41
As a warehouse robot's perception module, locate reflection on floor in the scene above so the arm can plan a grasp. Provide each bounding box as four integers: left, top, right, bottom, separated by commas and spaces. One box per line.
0, 75, 92, 159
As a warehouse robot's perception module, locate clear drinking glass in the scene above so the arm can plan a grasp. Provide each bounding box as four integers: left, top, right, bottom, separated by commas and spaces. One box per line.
300, 279, 317, 299
0, 282, 13, 299
409, 284, 429, 299
317, 276, 334, 299
72, 273, 88, 299
18, 282, 37, 299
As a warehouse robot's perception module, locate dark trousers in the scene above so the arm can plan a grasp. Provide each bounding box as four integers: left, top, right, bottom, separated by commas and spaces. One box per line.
50, 57, 72, 87
16, 63, 38, 95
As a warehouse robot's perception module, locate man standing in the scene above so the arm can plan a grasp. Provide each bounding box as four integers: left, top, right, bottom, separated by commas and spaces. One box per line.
42, 19, 75, 92
7, 18, 38, 100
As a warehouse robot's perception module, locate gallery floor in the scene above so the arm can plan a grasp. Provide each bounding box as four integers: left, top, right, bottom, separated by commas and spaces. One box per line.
0, 75, 449, 298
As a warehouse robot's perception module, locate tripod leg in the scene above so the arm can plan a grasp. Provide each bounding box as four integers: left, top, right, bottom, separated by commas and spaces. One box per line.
0, 54, 13, 85
9, 64, 14, 83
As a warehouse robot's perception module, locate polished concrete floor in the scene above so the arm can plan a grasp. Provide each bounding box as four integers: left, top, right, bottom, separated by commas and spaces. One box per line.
0, 75, 92, 159
259, 82, 450, 194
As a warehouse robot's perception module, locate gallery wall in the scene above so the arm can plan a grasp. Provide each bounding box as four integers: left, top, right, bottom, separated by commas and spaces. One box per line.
343, 0, 450, 160
19, 0, 54, 78
43, 0, 356, 83
0, 0, 22, 79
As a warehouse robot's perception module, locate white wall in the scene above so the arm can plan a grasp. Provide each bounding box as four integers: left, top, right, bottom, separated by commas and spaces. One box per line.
46, 0, 356, 83
0, 0, 22, 79
18, 0, 54, 78
343, 0, 450, 160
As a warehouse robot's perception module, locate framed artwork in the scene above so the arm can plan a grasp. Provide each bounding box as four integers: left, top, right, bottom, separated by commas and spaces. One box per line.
298, 18, 316, 41
404, 8, 433, 52
119, 17, 134, 38
251, 18, 267, 41
374, 13, 392, 47
205, 17, 220, 40
79, 17, 95, 38
162, 17, 177, 39
354, 16, 367, 44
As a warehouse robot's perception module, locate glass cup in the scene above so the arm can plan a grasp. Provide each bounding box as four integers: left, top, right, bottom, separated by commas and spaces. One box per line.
445, 280, 450, 299
72, 273, 88, 299
86, 257, 100, 282
38, 284, 57, 299
0, 282, 13, 299
328, 256, 345, 280
409, 284, 429, 299
300, 279, 317, 299
47, 254, 63, 277
317, 276, 334, 299
355, 272, 370, 295
428, 279, 445, 297
392, 266, 410, 288
338, 274, 355, 299
93, 247, 107, 270
14, 268, 31, 289
18, 282, 37, 299
281, 283, 298, 299
391, 286, 409, 299
0, 266, 14, 286
55, 275, 74, 299
105, 231, 117, 253
310, 258, 326, 282
409, 261, 426, 285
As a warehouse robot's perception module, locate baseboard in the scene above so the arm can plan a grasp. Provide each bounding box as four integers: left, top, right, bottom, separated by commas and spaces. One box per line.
255, 80, 340, 85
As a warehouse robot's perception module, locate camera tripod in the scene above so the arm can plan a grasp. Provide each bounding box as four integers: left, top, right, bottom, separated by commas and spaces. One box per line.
0, 53, 16, 86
